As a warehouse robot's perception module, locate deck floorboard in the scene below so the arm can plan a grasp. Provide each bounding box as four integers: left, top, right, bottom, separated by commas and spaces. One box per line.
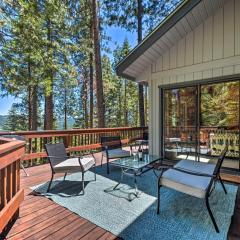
5, 154, 118, 240
4, 152, 240, 240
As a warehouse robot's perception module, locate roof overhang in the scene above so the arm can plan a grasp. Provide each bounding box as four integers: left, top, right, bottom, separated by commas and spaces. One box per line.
116, 0, 225, 82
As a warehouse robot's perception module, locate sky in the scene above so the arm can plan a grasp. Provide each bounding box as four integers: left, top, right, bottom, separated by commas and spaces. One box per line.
0, 26, 138, 116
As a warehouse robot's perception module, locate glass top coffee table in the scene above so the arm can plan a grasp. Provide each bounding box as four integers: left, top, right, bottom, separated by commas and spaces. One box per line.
108, 154, 162, 198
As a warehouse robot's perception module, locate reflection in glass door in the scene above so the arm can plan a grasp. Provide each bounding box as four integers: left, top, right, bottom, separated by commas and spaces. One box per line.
163, 87, 198, 162
200, 81, 240, 170
161, 80, 240, 172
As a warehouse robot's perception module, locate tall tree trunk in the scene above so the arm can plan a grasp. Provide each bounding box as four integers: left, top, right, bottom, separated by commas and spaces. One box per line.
92, 0, 105, 128
44, 19, 54, 130
27, 62, 32, 131
83, 72, 89, 129
124, 79, 128, 126
28, 86, 32, 131
117, 81, 122, 127
89, 52, 94, 128
137, 0, 145, 127
64, 88, 67, 129
31, 84, 38, 130
44, 92, 53, 130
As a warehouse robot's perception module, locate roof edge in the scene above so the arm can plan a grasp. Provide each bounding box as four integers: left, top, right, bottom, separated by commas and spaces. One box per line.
115, 0, 201, 80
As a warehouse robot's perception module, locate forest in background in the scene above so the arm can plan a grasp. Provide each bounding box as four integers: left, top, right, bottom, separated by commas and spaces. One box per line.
0, 0, 181, 131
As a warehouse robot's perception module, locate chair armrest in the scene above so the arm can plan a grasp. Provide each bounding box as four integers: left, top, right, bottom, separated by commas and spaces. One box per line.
157, 165, 216, 178
173, 167, 216, 178
85, 149, 96, 164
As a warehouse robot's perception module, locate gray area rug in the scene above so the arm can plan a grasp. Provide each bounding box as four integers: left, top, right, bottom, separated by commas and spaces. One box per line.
32, 165, 237, 240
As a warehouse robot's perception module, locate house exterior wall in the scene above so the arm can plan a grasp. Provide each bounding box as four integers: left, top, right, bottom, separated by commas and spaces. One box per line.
142, 0, 240, 155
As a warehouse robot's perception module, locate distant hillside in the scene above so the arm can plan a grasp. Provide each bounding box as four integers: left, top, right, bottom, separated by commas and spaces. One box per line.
0, 115, 76, 131
0, 115, 8, 130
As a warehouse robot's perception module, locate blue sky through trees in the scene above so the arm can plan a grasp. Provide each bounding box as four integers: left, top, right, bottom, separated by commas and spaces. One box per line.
0, 26, 137, 115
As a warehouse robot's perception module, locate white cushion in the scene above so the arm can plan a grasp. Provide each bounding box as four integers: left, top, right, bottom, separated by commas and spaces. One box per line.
103, 148, 131, 159
160, 160, 216, 198
53, 157, 95, 173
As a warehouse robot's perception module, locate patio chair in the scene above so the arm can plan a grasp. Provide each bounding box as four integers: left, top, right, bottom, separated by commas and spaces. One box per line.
157, 146, 228, 233
100, 135, 131, 174
45, 142, 96, 194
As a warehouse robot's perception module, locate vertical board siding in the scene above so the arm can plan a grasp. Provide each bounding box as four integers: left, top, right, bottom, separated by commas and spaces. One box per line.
162, 51, 170, 71
194, 23, 204, 64
223, 0, 235, 58
203, 16, 213, 62
170, 45, 177, 69
177, 38, 186, 68
154, 0, 239, 77
185, 31, 194, 66
147, 0, 240, 154
235, 0, 240, 55
213, 7, 224, 59
156, 56, 163, 73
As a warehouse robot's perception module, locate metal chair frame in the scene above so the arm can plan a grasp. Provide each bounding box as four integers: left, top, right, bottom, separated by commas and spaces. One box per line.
157, 146, 228, 233
45, 142, 96, 194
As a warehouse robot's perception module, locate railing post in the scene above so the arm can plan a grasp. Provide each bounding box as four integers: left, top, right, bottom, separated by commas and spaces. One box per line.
0, 138, 25, 236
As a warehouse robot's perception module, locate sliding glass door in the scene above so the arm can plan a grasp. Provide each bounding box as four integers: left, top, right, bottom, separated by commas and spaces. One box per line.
163, 86, 198, 161
161, 80, 240, 172
200, 81, 240, 170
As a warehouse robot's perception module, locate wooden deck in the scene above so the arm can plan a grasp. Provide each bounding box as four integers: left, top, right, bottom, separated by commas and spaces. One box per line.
3, 152, 240, 240
4, 153, 118, 240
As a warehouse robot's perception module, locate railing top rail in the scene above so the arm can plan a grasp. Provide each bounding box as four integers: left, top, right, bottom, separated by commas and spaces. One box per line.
0, 138, 25, 154
0, 126, 148, 137
0, 138, 25, 170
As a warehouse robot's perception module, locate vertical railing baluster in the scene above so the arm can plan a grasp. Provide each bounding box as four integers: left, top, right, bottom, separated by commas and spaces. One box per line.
6, 164, 13, 202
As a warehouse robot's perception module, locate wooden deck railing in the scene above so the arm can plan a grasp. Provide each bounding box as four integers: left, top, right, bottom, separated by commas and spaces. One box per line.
0, 127, 147, 167
0, 138, 25, 234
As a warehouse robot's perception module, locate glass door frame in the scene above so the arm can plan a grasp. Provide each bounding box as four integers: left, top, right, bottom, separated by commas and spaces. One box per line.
159, 75, 240, 173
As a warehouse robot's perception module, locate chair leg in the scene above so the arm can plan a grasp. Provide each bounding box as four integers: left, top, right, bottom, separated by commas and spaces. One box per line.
157, 170, 164, 214
101, 154, 103, 166
47, 173, 54, 192
82, 172, 85, 195
157, 185, 161, 214
94, 165, 96, 181
205, 196, 219, 233
63, 172, 67, 180
219, 176, 227, 194
107, 158, 110, 174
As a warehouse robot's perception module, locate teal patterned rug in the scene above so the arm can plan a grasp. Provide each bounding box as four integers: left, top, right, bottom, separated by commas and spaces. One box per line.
32, 166, 238, 240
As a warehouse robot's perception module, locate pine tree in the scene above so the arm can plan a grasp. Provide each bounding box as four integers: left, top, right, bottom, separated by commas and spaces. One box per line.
0, 0, 44, 130
3, 103, 28, 131
113, 39, 139, 126
102, 0, 182, 126
92, 0, 105, 127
